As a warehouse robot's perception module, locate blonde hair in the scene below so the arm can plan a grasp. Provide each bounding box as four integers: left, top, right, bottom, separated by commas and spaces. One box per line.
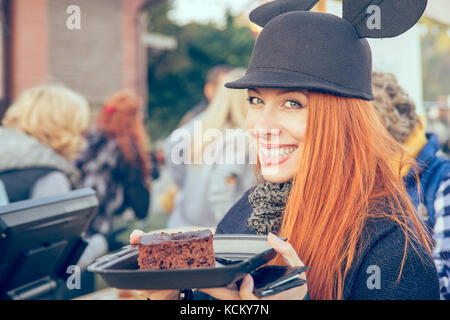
191, 68, 248, 161
2, 85, 90, 159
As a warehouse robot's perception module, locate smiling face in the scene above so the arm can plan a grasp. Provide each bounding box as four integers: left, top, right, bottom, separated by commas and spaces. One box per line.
246, 88, 308, 183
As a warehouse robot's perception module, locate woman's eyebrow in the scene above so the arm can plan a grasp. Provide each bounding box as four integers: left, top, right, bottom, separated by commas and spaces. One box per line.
278, 88, 308, 95
248, 88, 308, 98
248, 88, 261, 94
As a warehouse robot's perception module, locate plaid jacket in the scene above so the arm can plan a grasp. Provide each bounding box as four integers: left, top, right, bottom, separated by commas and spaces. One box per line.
433, 173, 450, 299
75, 128, 150, 235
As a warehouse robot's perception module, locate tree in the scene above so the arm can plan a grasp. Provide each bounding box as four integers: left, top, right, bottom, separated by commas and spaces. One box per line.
146, 1, 255, 141
420, 17, 450, 102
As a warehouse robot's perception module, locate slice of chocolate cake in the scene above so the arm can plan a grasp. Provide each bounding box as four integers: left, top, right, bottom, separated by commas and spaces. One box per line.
137, 230, 215, 270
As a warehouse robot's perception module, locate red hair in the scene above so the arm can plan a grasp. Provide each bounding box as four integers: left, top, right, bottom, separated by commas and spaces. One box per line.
97, 90, 151, 178
270, 92, 431, 300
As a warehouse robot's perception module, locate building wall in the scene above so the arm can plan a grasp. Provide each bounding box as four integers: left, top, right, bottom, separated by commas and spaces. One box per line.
10, 0, 48, 99
0, 0, 6, 102
9, 0, 145, 106
123, 0, 143, 93
48, 0, 123, 105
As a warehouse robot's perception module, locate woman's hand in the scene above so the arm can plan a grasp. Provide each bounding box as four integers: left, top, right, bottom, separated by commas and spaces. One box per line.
199, 233, 308, 300
130, 229, 179, 300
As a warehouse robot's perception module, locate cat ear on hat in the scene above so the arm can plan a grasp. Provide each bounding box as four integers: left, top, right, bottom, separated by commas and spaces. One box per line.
250, 0, 319, 27
343, 0, 428, 38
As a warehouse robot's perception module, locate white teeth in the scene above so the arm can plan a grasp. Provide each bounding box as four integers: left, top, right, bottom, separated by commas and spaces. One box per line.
260, 146, 297, 158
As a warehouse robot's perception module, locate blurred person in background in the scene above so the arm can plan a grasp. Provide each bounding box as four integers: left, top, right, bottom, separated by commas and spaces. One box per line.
0, 85, 89, 202
158, 65, 234, 216
372, 71, 450, 299
427, 106, 450, 155
0, 85, 101, 297
178, 65, 234, 128
164, 68, 255, 228
76, 90, 152, 251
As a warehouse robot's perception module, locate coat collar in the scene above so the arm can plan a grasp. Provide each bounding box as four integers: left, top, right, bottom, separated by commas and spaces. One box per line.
404, 134, 441, 183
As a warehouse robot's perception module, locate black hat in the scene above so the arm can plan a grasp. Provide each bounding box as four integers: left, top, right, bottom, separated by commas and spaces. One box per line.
226, 0, 427, 101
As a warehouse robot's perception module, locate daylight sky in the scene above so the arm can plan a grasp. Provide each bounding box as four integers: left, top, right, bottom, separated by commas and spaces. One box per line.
169, 0, 450, 27
168, 0, 258, 26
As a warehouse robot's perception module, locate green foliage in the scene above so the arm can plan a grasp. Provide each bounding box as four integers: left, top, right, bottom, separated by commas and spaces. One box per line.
146, 2, 255, 141
420, 17, 450, 101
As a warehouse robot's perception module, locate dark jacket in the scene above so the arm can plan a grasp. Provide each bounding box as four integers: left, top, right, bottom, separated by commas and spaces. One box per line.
404, 133, 450, 229
214, 189, 440, 300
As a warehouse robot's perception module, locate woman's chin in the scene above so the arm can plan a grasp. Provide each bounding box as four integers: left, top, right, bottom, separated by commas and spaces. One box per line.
261, 168, 293, 184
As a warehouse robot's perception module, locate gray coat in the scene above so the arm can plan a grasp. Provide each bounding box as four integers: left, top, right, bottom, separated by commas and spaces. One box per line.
0, 127, 78, 201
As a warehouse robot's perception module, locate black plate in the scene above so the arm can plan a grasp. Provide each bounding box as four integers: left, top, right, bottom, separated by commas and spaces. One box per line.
87, 234, 276, 290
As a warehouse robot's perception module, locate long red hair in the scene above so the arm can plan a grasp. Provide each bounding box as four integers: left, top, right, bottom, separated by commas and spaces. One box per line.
270, 92, 431, 300
97, 90, 151, 178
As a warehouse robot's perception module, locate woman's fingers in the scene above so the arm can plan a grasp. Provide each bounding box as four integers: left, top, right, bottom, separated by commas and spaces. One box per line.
267, 233, 303, 267
238, 274, 259, 300
130, 229, 146, 245
200, 275, 260, 300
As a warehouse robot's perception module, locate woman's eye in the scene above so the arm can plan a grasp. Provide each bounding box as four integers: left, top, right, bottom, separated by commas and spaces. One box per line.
247, 97, 263, 105
283, 100, 303, 109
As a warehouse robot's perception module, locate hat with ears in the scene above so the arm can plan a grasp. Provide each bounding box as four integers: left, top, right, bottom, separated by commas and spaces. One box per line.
225, 0, 428, 101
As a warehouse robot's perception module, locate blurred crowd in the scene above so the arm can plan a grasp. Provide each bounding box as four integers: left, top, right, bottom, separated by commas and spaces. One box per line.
0, 64, 449, 299
427, 105, 450, 155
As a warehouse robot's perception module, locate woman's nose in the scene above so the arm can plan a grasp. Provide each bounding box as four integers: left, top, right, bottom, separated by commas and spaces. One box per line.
249, 108, 282, 141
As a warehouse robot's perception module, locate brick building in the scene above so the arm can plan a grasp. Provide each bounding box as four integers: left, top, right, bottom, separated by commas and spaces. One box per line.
0, 0, 153, 119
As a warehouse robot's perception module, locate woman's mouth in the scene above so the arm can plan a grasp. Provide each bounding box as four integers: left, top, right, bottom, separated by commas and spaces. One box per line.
258, 144, 298, 166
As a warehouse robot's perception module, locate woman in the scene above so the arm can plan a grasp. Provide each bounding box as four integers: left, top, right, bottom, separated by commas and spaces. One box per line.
164, 68, 255, 228
0, 85, 89, 202
76, 90, 151, 248
131, 1, 439, 300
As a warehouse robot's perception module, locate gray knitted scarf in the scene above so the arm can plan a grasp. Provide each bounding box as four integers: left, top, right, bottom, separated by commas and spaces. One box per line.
247, 181, 293, 235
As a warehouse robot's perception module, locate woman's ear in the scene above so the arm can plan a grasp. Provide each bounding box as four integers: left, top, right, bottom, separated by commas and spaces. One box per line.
250, 0, 319, 28
342, 0, 428, 39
